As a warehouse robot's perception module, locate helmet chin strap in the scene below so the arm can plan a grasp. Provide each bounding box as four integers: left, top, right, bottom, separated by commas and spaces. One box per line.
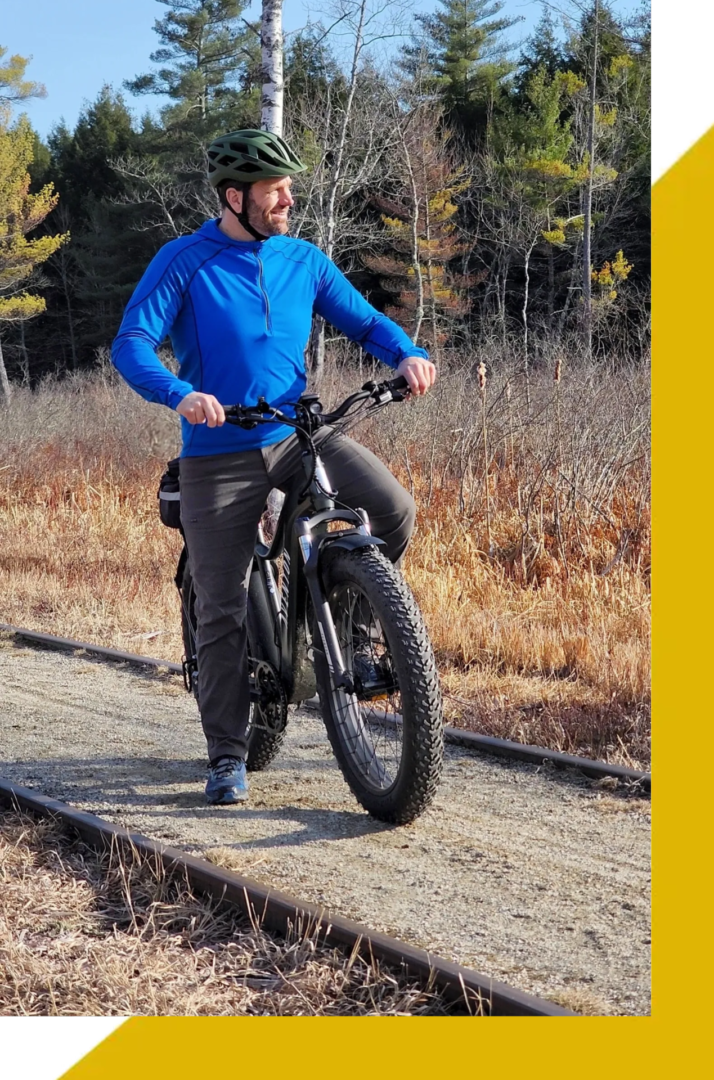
225, 182, 268, 241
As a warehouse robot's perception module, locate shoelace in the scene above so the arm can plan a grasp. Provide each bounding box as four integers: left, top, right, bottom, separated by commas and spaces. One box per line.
211, 757, 241, 779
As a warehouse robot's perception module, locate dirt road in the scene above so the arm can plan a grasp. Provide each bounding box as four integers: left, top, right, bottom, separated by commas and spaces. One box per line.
0, 638, 651, 1014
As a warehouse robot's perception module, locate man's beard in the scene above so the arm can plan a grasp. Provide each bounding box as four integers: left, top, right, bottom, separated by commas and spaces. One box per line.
246, 191, 290, 237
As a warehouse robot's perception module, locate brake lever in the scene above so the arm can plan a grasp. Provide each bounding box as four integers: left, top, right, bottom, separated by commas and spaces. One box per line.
224, 405, 260, 429
362, 377, 411, 404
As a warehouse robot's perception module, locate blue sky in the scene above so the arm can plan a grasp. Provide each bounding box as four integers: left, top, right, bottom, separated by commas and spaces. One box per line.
4, 0, 644, 138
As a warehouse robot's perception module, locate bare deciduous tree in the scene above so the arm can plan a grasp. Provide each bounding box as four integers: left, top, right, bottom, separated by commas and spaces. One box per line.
286, 0, 413, 383
111, 156, 216, 239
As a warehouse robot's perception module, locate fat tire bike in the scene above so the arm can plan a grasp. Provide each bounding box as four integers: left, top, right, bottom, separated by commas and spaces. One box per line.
179, 375, 444, 824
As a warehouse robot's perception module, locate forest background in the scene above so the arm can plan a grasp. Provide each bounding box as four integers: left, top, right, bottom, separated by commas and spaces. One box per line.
0, 0, 651, 766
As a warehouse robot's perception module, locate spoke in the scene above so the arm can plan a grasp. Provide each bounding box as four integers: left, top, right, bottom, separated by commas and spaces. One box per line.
329, 583, 403, 792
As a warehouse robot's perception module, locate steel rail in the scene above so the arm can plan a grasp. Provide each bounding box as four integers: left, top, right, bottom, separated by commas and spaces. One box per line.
1, 622, 650, 789
0, 778, 572, 1016
355, 706, 650, 790
0, 622, 183, 675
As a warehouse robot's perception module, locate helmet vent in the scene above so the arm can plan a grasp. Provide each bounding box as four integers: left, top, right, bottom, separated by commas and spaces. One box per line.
217, 154, 236, 167
256, 147, 281, 165
229, 142, 249, 153
240, 162, 262, 174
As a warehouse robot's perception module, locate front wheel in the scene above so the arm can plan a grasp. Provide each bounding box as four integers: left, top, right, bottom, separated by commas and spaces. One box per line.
313, 546, 444, 824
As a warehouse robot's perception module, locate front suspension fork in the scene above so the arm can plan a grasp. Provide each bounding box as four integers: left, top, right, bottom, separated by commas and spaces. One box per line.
296, 515, 378, 695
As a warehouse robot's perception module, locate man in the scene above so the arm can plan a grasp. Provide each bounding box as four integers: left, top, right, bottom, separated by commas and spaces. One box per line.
112, 129, 436, 806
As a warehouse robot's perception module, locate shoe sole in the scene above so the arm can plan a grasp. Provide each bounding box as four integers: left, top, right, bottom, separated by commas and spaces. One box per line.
206, 788, 249, 806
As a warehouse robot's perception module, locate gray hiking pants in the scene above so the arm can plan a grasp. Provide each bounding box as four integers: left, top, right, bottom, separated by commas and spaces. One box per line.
179, 428, 416, 763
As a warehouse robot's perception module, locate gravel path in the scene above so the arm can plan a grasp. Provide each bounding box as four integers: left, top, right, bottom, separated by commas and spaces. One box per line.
0, 638, 651, 1015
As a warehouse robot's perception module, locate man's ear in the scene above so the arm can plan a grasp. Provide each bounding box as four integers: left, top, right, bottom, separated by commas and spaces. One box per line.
226, 186, 243, 215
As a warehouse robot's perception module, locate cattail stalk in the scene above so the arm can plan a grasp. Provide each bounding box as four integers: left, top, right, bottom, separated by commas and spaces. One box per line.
478, 361, 492, 554
554, 356, 563, 468
553, 355, 569, 578
505, 375, 514, 465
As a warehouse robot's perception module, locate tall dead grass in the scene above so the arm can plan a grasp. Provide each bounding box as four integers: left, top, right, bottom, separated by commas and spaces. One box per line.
0, 807, 456, 1015
0, 349, 650, 765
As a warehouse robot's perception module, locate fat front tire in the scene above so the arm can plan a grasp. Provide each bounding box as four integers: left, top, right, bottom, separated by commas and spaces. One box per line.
180, 564, 287, 772
313, 546, 444, 824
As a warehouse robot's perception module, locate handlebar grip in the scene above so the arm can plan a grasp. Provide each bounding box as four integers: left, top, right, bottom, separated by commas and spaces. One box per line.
386, 375, 410, 393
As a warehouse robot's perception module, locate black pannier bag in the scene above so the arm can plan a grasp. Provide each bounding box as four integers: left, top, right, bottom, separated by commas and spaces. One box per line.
158, 457, 182, 529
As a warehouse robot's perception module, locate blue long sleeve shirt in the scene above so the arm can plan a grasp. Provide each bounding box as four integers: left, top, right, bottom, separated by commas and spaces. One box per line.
111, 219, 428, 456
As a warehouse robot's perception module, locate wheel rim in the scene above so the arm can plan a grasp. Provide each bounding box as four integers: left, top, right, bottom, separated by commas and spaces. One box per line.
328, 582, 404, 794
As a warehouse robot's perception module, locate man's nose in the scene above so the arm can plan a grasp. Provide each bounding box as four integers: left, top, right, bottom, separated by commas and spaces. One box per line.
279, 189, 294, 207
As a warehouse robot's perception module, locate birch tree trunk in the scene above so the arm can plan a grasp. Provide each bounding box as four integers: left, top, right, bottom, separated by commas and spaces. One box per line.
261, 0, 284, 135
397, 116, 425, 344
0, 336, 12, 403
582, 0, 599, 360
420, 166, 440, 363
522, 239, 536, 413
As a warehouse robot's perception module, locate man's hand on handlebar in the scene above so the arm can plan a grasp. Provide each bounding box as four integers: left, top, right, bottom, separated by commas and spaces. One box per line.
396, 356, 437, 397
177, 391, 225, 427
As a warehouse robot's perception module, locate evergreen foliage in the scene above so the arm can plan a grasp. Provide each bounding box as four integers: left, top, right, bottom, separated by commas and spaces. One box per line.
0, 2, 650, 387
401, 0, 522, 138
0, 111, 68, 323
0, 47, 46, 107
124, 0, 258, 139
513, 7, 566, 100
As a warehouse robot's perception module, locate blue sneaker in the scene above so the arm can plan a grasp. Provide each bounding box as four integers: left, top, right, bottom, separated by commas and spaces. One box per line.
205, 756, 249, 805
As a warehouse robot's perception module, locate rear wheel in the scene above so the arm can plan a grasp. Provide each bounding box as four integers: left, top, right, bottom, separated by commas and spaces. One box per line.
180, 562, 288, 772
313, 546, 443, 824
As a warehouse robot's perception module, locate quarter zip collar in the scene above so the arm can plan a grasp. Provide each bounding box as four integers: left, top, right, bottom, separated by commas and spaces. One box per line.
200, 218, 274, 253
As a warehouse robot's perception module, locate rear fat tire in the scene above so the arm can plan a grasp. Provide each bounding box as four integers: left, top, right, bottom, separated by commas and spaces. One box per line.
180, 564, 287, 772
313, 546, 444, 824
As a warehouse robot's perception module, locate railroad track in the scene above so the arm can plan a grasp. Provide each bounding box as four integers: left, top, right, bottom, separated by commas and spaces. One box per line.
0, 776, 572, 1016
0, 622, 651, 790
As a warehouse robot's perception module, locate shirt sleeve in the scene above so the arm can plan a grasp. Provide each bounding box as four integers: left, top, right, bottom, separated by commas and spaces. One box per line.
111, 240, 197, 410
313, 252, 429, 370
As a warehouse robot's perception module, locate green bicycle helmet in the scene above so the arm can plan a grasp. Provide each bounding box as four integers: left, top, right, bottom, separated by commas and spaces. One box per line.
207, 129, 306, 239
206, 129, 307, 186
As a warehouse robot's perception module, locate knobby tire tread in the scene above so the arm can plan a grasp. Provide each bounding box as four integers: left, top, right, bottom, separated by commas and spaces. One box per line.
314, 546, 444, 824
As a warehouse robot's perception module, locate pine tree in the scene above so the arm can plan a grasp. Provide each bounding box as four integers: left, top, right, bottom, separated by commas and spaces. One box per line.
21, 89, 156, 372
285, 29, 343, 107
514, 6, 566, 101
0, 46, 46, 106
125, 0, 257, 139
49, 87, 137, 220
564, 0, 629, 87
0, 110, 69, 397
479, 65, 596, 367
401, 0, 521, 139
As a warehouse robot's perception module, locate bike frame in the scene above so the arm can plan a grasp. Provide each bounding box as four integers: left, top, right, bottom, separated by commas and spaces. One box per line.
248, 434, 385, 704
181, 378, 408, 711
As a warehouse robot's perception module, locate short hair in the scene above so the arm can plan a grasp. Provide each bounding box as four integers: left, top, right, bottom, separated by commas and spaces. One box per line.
216, 179, 245, 209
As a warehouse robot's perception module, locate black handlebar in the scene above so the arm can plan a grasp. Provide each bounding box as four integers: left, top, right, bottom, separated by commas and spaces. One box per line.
223, 375, 410, 432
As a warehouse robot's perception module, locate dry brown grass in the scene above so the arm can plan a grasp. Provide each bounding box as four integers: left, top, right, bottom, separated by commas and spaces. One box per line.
0, 806, 460, 1016
0, 351, 650, 767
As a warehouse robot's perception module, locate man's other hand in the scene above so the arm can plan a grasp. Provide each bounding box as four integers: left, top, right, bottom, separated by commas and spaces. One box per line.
177, 392, 225, 427
396, 356, 437, 397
